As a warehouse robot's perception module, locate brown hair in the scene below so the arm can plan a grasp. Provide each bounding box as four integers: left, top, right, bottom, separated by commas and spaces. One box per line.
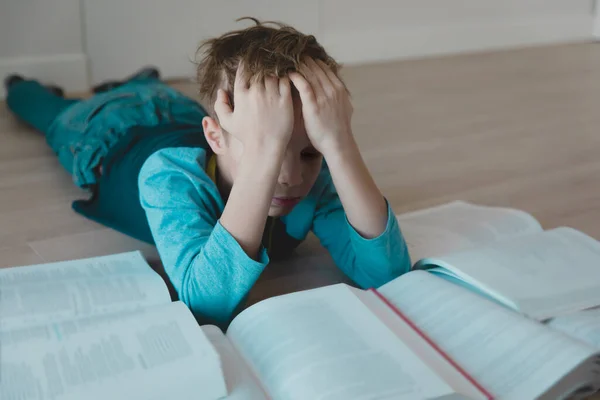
195, 17, 340, 115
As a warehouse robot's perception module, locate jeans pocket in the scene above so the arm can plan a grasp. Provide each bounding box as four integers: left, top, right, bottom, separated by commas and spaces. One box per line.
84, 93, 142, 124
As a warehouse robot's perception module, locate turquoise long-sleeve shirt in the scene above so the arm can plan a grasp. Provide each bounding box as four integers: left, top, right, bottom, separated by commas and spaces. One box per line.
138, 147, 411, 325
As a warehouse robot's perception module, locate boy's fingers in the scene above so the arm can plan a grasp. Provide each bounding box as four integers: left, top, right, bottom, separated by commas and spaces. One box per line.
264, 76, 279, 94
279, 76, 291, 97
214, 89, 233, 120
316, 59, 345, 89
305, 57, 332, 92
248, 74, 266, 93
299, 61, 323, 96
234, 62, 250, 92
289, 72, 315, 103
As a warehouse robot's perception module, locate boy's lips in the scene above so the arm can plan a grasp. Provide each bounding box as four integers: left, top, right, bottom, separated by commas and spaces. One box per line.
271, 196, 301, 207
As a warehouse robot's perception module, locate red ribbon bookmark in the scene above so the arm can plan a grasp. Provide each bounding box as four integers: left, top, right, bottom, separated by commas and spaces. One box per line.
369, 288, 494, 400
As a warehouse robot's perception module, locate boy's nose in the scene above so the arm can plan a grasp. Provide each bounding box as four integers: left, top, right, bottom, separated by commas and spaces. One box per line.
278, 159, 303, 187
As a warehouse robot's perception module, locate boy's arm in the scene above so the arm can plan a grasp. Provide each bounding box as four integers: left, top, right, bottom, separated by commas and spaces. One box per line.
214, 70, 294, 260
139, 70, 294, 326
290, 59, 388, 239
319, 135, 388, 238
290, 59, 411, 286
218, 142, 286, 260
311, 168, 412, 288
139, 150, 269, 326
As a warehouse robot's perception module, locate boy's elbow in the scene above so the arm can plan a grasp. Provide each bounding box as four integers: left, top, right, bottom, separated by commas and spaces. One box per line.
177, 274, 241, 327
385, 239, 413, 281
186, 299, 239, 328
353, 241, 412, 289
394, 241, 412, 275
173, 255, 257, 327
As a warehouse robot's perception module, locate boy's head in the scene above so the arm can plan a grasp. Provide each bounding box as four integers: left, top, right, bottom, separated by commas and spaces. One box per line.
196, 17, 342, 217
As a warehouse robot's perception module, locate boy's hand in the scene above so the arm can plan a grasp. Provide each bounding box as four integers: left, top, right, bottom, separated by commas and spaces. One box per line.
215, 64, 294, 150
292, 58, 388, 239
289, 58, 353, 155
213, 64, 296, 261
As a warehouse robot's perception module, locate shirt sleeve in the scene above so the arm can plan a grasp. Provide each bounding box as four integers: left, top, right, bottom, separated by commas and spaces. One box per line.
138, 149, 269, 326
311, 172, 412, 289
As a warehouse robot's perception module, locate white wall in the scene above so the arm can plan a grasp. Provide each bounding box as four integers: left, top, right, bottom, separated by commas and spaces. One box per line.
83, 0, 320, 84
83, 0, 595, 84
0, 0, 88, 98
1, 0, 595, 96
594, 0, 600, 39
319, 0, 595, 64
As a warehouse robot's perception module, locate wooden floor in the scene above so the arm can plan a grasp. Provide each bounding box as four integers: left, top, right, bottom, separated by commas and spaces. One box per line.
1, 42, 600, 302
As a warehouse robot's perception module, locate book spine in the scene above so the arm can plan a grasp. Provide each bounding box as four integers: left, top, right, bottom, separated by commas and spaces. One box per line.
369, 288, 494, 400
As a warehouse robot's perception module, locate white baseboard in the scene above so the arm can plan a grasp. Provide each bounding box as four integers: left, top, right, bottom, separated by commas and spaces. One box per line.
322, 15, 595, 65
0, 53, 88, 99
594, 1, 600, 40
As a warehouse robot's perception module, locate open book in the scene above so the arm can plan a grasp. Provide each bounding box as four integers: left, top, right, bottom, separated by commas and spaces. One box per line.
3, 247, 600, 399
0, 252, 228, 400
397, 200, 600, 321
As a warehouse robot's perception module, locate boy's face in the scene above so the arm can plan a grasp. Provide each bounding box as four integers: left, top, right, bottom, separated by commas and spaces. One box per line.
209, 97, 323, 217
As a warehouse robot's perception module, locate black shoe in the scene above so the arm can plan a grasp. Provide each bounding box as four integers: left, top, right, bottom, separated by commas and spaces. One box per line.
129, 66, 160, 81
4, 74, 25, 92
4, 74, 65, 97
92, 66, 161, 93
46, 85, 65, 98
91, 80, 121, 94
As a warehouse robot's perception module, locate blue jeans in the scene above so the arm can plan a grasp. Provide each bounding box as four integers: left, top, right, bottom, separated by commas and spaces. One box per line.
6, 81, 79, 134
6, 77, 207, 187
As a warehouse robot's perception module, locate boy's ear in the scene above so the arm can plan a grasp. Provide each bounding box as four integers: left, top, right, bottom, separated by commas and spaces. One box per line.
202, 116, 227, 155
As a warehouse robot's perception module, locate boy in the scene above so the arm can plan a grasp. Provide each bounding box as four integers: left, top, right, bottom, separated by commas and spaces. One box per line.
5, 18, 411, 326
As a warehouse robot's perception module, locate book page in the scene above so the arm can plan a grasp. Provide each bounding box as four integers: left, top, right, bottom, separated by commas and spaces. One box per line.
202, 325, 269, 400
0, 251, 171, 331
356, 290, 491, 400
379, 271, 600, 400
547, 308, 600, 349
226, 284, 460, 400
397, 201, 542, 262
0, 309, 143, 347
415, 227, 600, 320
0, 302, 227, 400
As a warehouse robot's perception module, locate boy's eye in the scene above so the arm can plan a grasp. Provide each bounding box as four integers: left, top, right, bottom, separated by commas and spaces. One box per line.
301, 151, 322, 160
